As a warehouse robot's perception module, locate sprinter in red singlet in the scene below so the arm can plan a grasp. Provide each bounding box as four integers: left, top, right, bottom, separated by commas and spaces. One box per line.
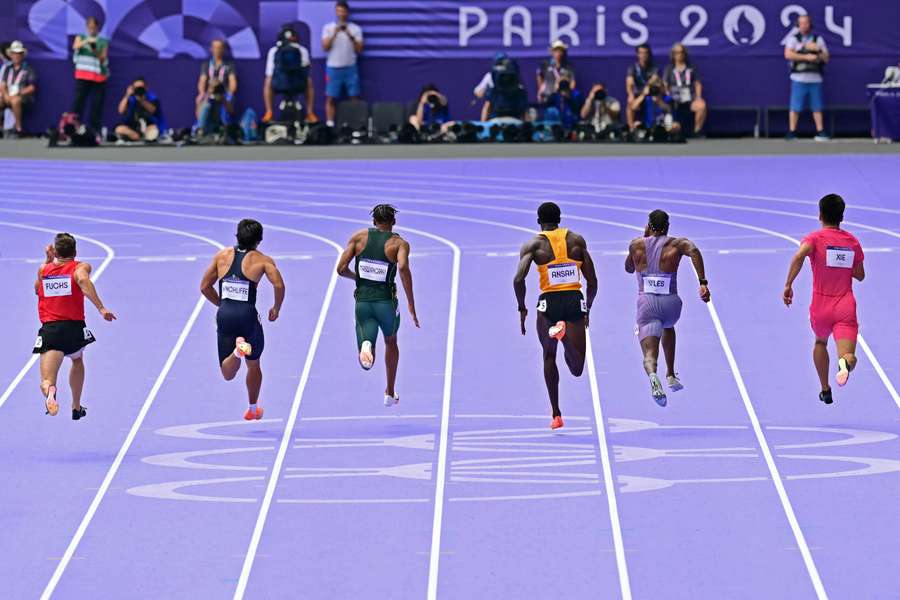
33, 233, 116, 419
784, 194, 865, 404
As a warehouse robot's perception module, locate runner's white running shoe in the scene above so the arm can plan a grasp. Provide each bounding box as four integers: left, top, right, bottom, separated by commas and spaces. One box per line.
650, 374, 667, 407
384, 392, 399, 407
667, 375, 684, 391
359, 341, 374, 370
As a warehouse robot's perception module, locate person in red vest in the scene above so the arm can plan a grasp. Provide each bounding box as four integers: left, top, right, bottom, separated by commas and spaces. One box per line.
33, 233, 116, 419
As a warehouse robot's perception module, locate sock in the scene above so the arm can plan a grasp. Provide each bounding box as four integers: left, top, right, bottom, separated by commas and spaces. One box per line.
247, 404, 257, 415
233, 348, 243, 359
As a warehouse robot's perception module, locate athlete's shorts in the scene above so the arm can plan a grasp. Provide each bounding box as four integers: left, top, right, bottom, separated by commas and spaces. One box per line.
355, 299, 400, 349
33, 320, 94, 357
216, 310, 265, 363
810, 292, 858, 341
537, 290, 587, 325
636, 293, 683, 341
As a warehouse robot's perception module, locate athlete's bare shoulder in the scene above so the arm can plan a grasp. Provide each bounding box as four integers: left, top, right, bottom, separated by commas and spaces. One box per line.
566, 230, 588, 248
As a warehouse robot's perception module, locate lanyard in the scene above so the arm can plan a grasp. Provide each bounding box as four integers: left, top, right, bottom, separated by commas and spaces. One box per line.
208, 61, 226, 82
673, 67, 691, 88
5, 65, 27, 88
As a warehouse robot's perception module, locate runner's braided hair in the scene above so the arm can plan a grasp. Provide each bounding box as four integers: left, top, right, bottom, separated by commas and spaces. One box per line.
371, 204, 398, 225
648, 209, 670, 235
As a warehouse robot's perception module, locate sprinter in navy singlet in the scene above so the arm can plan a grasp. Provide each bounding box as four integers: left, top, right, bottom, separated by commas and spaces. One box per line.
200, 219, 285, 420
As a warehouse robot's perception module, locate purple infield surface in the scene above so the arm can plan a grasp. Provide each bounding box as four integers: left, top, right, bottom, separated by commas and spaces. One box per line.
1, 154, 898, 600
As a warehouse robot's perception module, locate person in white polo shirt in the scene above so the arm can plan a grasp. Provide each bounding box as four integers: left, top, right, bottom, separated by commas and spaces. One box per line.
322, 1, 363, 126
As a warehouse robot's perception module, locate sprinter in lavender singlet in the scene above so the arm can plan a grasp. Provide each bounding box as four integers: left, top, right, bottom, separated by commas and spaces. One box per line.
625, 210, 710, 406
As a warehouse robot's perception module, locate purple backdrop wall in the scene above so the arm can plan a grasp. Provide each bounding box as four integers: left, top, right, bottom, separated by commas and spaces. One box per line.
4, 1, 899, 133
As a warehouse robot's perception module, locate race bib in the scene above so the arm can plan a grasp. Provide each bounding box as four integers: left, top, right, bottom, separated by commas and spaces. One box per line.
826, 246, 854, 269
221, 277, 250, 302
42, 275, 72, 297
547, 262, 580, 286
580, 299, 588, 313
643, 275, 672, 295
358, 258, 389, 282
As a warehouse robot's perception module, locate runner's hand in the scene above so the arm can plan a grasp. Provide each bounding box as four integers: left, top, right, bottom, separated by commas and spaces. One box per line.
99, 308, 116, 321
783, 286, 793, 307
699, 284, 711, 303
409, 304, 420, 328
519, 308, 527, 335
44, 244, 56, 263
584, 311, 590, 329
268, 306, 280, 322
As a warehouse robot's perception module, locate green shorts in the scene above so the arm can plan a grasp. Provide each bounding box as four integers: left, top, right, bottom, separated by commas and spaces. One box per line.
355, 299, 400, 349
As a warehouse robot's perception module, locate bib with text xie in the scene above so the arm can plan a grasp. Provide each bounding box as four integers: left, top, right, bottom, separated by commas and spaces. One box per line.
42, 275, 72, 297
826, 246, 854, 269
222, 278, 250, 302
643, 274, 672, 295
359, 258, 389, 283
547, 262, 580, 286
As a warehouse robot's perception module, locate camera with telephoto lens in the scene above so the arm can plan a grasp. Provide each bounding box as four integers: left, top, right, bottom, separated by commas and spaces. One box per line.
133, 86, 146, 97
426, 93, 441, 108
595, 88, 608, 101
648, 84, 661, 98
558, 79, 571, 93
210, 81, 226, 100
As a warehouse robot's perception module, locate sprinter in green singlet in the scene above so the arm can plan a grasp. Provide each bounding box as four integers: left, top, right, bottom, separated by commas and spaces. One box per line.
337, 205, 419, 406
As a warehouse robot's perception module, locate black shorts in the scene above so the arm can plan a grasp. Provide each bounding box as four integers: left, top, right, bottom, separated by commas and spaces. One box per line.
217, 315, 265, 364
537, 291, 586, 324
33, 320, 95, 356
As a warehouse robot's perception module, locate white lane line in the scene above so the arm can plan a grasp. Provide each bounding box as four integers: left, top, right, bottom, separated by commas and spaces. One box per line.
8, 188, 634, 598
232, 254, 341, 600
35, 227, 223, 600
0, 222, 114, 412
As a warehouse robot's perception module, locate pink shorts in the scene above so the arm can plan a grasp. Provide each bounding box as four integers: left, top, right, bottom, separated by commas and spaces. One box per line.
809, 292, 858, 341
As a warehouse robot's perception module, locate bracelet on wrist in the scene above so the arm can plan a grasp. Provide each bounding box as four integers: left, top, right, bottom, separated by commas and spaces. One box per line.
698, 279, 708, 286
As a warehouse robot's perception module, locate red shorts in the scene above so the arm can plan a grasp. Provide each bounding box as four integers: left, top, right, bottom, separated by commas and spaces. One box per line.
809, 292, 858, 341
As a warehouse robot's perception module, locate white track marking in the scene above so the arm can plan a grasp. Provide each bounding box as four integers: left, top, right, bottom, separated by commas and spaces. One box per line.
0, 222, 114, 411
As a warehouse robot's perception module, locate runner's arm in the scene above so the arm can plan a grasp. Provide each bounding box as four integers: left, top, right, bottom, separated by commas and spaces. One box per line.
624, 239, 637, 273
75, 262, 116, 321
336, 233, 360, 279
34, 265, 42, 295
397, 240, 419, 327
783, 242, 813, 306
581, 245, 598, 311
513, 240, 534, 334
853, 260, 865, 282
678, 238, 710, 302
200, 256, 221, 307
263, 258, 286, 321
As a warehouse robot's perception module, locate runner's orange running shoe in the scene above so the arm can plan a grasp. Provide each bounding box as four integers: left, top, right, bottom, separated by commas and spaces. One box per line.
45, 385, 58, 416
549, 321, 566, 341
244, 405, 264, 421
235, 337, 252, 358
550, 415, 564, 430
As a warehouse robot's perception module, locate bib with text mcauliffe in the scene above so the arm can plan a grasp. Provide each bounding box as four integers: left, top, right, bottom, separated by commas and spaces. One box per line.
221, 277, 250, 302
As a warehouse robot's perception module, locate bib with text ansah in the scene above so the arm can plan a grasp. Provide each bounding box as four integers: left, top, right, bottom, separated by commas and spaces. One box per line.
547, 262, 580, 286
222, 278, 250, 302
643, 274, 672, 295
42, 275, 72, 297
359, 258, 389, 283
826, 246, 854, 269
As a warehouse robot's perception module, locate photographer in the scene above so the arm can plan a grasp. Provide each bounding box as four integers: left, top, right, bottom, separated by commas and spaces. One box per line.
410, 84, 451, 131
784, 14, 829, 141
537, 40, 576, 104
263, 27, 315, 124
541, 76, 583, 131
322, 1, 363, 126
71, 16, 108, 133
580, 83, 622, 133
625, 43, 658, 131
0, 41, 37, 138
484, 54, 528, 122
114, 77, 166, 142
629, 74, 680, 137
196, 39, 237, 133
663, 43, 706, 137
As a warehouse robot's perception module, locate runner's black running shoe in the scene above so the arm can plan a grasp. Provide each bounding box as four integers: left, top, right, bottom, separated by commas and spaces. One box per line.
72, 406, 87, 420
819, 390, 833, 405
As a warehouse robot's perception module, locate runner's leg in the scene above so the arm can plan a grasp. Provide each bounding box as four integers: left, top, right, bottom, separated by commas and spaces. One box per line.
813, 338, 830, 391
536, 312, 561, 418
40, 350, 64, 397
561, 320, 586, 377
245, 359, 262, 406
384, 336, 399, 397
69, 354, 85, 410
640, 335, 660, 376
661, 327, 676, 377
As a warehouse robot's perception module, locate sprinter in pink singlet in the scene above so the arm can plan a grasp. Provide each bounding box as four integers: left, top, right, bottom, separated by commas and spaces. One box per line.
784, 194, 865, 405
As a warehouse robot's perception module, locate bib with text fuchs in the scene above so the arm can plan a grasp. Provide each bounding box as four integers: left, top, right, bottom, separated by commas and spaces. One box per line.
547, 262, 580, 286
643, 274, 672, 295
221, 277, 250, 302
42, 275, 72, 297
826, 246, 854, 269
358, 258, 389, 282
